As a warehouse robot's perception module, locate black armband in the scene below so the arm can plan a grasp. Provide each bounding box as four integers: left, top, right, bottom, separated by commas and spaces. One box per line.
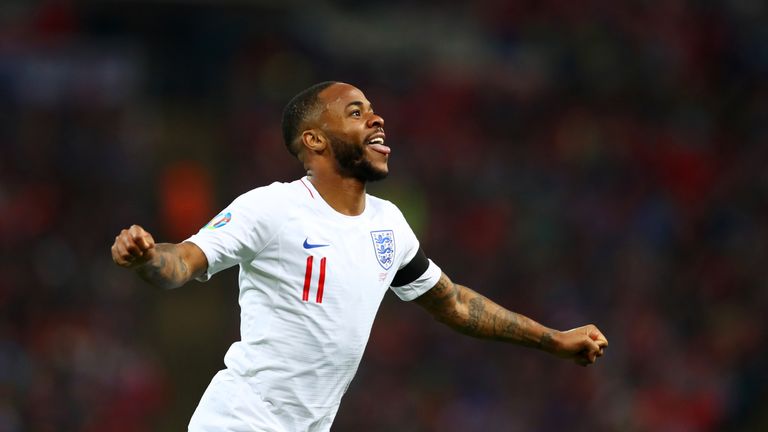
391, 247, 429, 287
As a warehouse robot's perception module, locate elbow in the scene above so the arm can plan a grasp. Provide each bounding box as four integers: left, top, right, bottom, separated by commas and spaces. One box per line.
431, 303, 474, 335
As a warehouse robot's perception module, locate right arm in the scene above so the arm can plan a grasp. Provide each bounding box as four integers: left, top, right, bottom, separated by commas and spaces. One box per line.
110, 224, 208, 289
415, 272, 608, 366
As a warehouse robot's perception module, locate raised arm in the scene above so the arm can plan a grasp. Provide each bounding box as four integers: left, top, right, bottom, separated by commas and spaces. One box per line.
110, 224, 208, 289
414, 272, 608, 366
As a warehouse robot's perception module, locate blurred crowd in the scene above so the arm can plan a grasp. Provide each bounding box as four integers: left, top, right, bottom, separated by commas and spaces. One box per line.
1, 1, 766, 431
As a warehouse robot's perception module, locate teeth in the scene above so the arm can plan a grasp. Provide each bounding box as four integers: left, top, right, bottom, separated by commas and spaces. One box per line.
369, 137, 384, 144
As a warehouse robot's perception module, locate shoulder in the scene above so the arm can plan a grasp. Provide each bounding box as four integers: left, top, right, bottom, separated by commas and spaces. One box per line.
367, 194, 403, 215
233, 179, 308, 208
367, 194, 410, 227
217, 180, 310, 228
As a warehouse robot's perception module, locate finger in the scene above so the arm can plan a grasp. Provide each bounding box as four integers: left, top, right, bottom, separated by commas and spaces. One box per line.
113, 241, 132, 266
130, 233, 151, 251
589, 328, 609, 347
585, 342, 602, 364
584, 337, 601, 355
575, 355, 590, 367
120, 235, 144, 258
110, 243, 123, 265
574, 347, 596, 364
139, 232, 155, 250
116, 229, 140, 256
595, 338, 608, 350
130, 225, 155, 251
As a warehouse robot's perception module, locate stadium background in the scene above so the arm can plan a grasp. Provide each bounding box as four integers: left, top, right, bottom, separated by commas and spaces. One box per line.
2, 1, 767, 430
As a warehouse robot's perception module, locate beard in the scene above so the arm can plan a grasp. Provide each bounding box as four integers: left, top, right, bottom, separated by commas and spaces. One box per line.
328, 133, 388, 182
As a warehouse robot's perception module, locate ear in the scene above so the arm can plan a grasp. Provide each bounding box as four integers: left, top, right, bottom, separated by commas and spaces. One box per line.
300, 129, 327, 154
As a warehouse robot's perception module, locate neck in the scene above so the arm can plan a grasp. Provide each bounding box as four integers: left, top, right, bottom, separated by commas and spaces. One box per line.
307, 169, 366, 216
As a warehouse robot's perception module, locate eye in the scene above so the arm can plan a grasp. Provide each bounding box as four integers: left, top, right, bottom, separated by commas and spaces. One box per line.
350, 109, 361, 117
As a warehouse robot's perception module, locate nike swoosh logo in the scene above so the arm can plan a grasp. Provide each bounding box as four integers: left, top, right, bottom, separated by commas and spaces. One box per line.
303, 238, 330, 249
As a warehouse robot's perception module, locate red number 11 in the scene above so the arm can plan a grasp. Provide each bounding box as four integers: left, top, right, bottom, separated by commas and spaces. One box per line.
302, 256, 327, 303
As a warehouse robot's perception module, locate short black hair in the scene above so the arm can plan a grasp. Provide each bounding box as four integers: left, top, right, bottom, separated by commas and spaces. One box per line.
281, 81, 338, 158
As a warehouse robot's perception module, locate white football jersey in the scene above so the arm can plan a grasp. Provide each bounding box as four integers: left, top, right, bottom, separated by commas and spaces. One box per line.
185, 177, 442, 431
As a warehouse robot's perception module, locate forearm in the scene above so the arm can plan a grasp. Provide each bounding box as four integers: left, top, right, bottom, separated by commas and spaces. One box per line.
134, 243, 195, 289
416, 272, 608, 364
451, 285, 556, 349
416, 274, 557, 352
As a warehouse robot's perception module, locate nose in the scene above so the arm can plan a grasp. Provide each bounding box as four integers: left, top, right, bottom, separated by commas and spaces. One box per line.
367, 113, 384, 129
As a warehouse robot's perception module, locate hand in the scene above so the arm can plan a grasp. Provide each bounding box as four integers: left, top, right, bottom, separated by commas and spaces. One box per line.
549, 325, 608, 366
111, 224, 156, 269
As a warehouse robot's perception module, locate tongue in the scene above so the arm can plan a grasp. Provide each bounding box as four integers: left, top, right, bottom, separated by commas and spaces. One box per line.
368, 143, 391, 155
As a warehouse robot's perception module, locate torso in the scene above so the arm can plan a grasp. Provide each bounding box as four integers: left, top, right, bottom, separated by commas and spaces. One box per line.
189, 177, 420, 431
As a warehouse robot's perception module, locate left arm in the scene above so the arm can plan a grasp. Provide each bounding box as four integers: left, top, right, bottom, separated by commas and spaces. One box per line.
414, 272, 608, 366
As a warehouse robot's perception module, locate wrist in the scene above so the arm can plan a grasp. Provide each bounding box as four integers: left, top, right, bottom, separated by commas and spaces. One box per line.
130, 255, 155, 271
538, 330, 561, 354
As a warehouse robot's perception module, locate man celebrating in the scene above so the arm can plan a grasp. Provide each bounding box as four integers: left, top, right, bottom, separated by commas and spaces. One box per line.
111, 81, 608, 431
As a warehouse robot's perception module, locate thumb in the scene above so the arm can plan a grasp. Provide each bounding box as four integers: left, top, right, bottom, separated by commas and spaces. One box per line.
589, 329, 609, 348
584, 337, 601, 355
136, 231, 155, 251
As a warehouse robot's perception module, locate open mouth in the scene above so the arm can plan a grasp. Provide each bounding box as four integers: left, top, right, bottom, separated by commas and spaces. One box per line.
367, 135, 390, 155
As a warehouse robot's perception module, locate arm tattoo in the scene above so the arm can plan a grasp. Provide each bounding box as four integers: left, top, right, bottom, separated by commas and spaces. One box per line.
417, 273, 459, 311
417, 273, 554, 350
463, 297, 484, 334
135, 243, 191, 289
539, 331, 556, 351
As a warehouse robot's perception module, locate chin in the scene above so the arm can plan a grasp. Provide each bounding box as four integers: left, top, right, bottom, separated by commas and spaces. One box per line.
353, 162, 388, 182
362, 168, 389, 182
373, 163, 389, 176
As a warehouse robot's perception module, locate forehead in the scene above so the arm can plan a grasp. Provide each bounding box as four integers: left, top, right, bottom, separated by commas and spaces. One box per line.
318, 83, 370, 113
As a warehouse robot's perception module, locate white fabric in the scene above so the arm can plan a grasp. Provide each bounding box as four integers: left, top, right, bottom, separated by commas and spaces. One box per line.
188, 370, 286, 432
185, 177, 442, 432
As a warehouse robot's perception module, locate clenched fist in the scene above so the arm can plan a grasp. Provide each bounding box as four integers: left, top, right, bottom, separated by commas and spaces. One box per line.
111, 224, 157, 269
549, 324, 609, 366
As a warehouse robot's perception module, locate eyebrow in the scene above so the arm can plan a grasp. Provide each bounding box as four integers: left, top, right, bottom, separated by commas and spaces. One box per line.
345, 100, 373, 111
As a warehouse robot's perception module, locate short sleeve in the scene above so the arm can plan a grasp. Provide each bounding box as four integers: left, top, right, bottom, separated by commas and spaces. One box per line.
390, 259, 442, 301
387, 203, 442, 301
186, 184, 286, 281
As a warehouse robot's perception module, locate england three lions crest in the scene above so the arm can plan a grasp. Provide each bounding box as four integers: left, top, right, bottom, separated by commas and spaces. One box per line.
370, 230, 395, 270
